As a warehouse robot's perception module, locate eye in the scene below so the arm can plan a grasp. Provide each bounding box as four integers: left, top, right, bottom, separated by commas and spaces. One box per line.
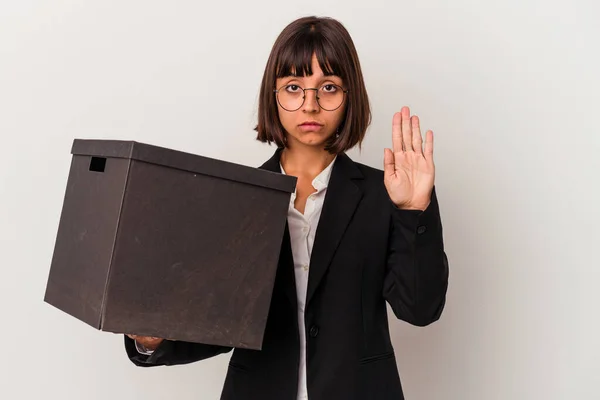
322, 84, 338, 92
285, 84, 302, 93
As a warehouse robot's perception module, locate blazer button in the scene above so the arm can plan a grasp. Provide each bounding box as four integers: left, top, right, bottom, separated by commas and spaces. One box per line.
417, 225, 427, 234
309, 325, 319, 338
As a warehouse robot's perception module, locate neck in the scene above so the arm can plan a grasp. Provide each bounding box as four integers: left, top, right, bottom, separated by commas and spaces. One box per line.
280, 144, 336, 178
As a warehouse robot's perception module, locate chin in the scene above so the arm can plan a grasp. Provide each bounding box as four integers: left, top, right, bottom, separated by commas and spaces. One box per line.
296, 139, 328, 148
293, 132, 333, 147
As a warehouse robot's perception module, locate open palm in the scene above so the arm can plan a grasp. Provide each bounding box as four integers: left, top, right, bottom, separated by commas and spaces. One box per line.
383, 106, 435, 211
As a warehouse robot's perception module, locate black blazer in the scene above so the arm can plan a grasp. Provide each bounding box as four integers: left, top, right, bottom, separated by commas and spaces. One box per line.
125, 148, 449, 400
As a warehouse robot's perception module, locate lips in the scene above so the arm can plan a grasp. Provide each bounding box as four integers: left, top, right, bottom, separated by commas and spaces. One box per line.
300, 121, 323, 126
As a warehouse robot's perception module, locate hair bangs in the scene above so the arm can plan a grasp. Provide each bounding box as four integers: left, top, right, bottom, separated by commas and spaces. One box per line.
274, 31, 344, 79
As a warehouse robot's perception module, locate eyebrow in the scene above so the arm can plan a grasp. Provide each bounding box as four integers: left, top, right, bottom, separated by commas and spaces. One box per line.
282, 74, 341, 81
287, 71, 339, 77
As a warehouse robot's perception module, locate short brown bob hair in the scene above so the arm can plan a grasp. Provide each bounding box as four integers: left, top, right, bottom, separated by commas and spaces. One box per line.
255, 16, 371, 154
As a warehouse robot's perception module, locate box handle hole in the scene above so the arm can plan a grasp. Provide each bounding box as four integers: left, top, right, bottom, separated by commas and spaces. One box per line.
89, 157, 106, 172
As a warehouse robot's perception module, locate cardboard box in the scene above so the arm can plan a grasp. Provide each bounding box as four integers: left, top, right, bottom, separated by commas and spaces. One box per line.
44, 139, 296, 350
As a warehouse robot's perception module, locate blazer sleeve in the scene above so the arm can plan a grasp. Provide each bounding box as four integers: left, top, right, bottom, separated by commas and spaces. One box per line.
124, 335, 233, 367
383, 186, 450, 327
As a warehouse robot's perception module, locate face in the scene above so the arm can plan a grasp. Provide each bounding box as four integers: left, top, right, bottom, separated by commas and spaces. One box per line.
275, 54, 347, 149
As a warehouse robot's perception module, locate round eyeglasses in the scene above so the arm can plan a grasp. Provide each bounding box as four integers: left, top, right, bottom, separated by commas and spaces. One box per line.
274, 84, 348, 112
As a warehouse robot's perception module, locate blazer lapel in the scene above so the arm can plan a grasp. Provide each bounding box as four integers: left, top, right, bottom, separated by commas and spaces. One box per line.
306, 153, 364, 306
258, 148, 298, 309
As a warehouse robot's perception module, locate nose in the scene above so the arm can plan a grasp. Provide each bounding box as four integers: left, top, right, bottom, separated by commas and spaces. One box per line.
302, 88, 319, 112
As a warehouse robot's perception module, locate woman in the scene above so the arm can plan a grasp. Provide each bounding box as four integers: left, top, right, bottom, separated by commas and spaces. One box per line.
125, 15, 449, 400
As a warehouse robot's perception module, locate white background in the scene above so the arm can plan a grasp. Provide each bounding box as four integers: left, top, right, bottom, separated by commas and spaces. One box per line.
1, 1, 598, 399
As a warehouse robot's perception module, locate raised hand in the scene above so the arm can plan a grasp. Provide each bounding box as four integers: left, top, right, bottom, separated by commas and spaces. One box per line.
383, 106, 435, 211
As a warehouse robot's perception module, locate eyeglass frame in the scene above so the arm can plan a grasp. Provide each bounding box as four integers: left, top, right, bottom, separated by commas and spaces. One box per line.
273, 83, 349, 112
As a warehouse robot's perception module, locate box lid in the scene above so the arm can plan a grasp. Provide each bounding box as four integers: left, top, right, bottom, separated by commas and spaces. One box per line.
71, 139, 297, 193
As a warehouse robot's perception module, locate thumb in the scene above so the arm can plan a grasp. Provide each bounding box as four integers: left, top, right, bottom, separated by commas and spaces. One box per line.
383, 148, 395, 179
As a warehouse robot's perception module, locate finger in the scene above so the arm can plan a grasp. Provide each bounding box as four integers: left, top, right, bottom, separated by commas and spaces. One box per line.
411, 115, 423, 155
383, 148, 395, 178
401, 106, 412, 152
392, 112, 403, 153
424, 130, 434, 159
